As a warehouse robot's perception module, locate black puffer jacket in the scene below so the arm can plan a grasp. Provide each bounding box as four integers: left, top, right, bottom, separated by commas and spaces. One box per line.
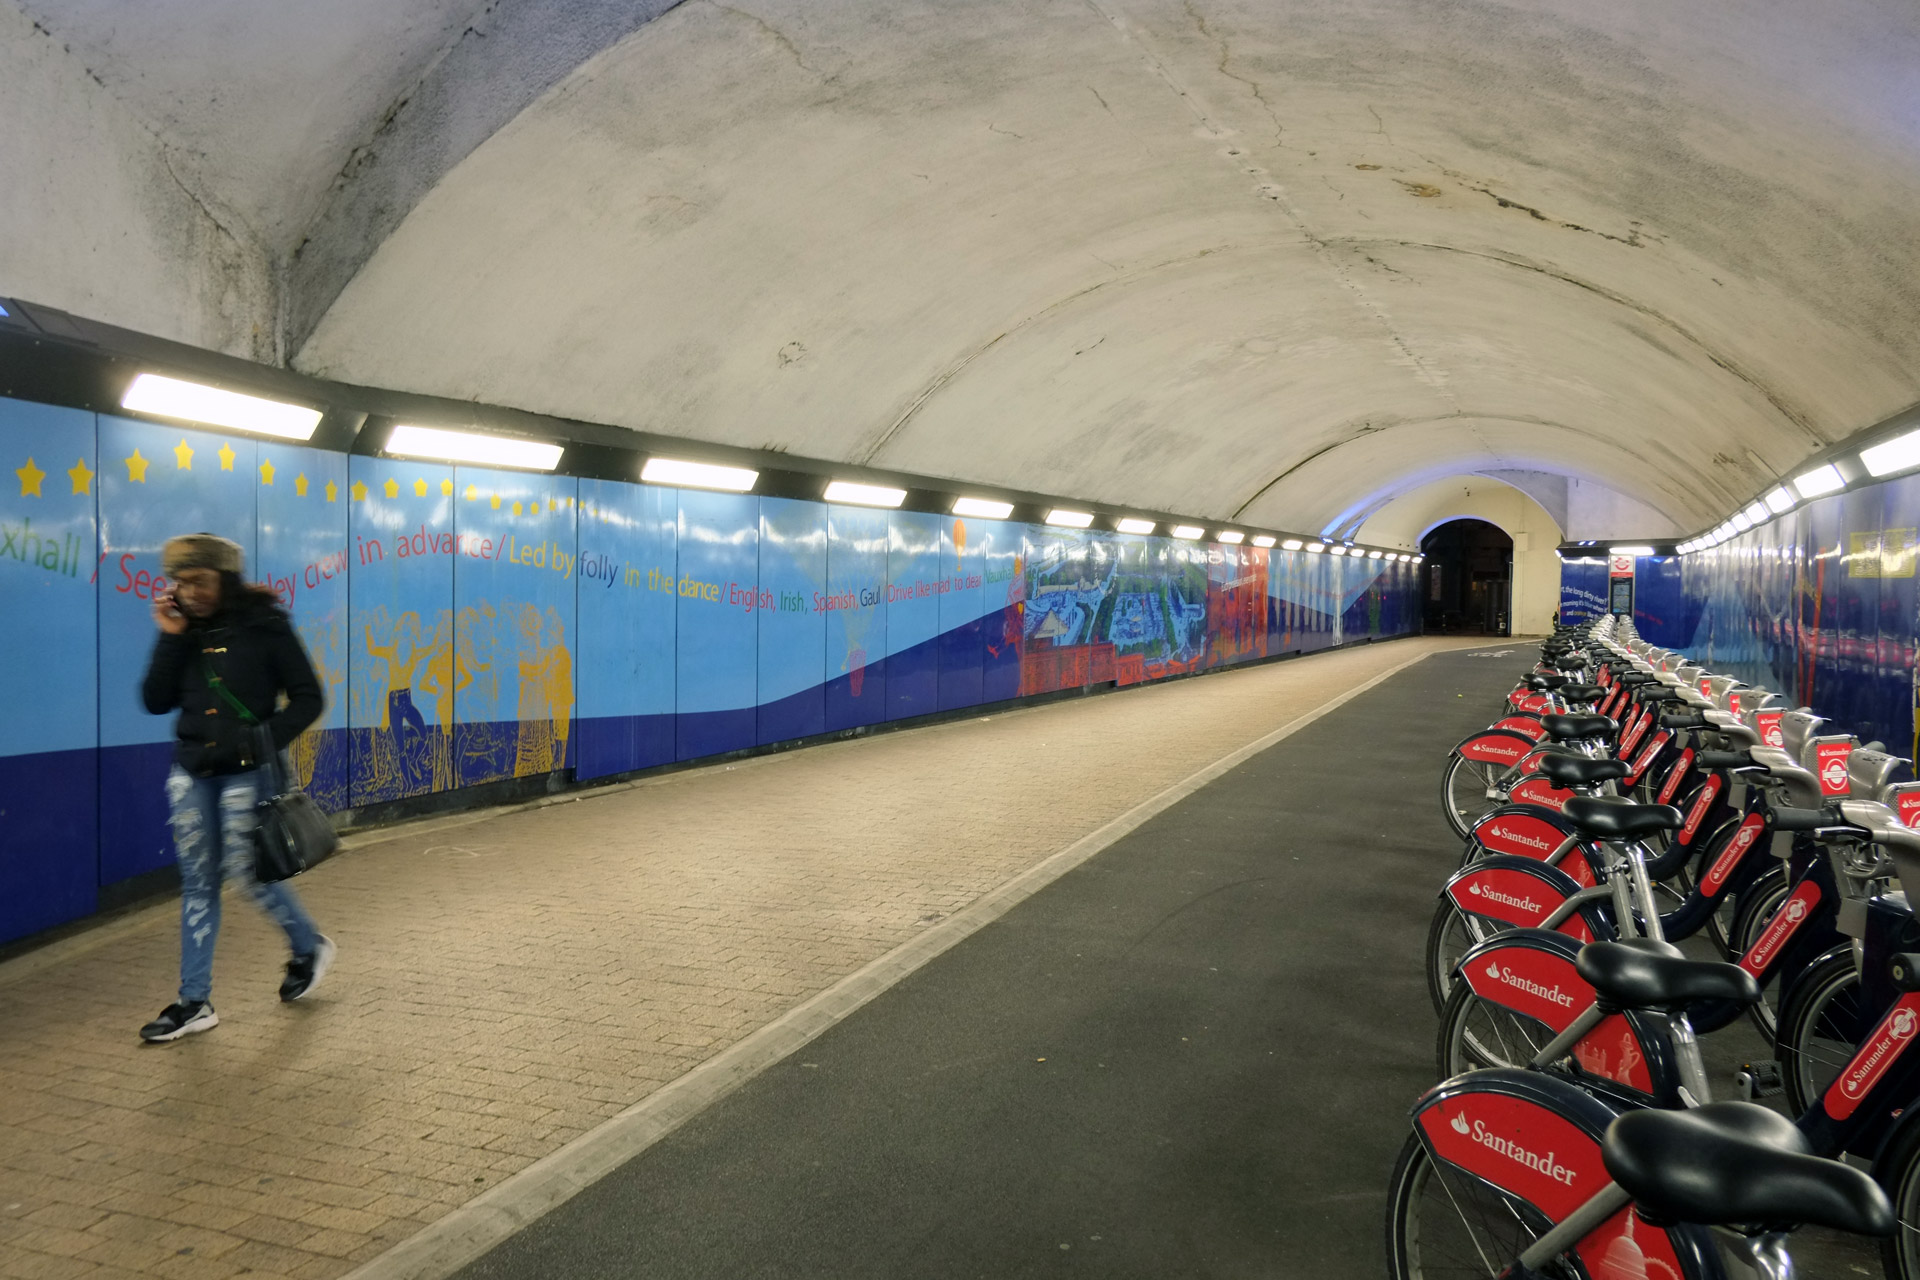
141, 595, 325, 777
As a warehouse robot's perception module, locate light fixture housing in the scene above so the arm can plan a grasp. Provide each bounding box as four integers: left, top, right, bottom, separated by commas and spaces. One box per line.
1608, 545, 1654, 556
1367, 549, 1383, 558
952, 496, 1013, 519
1217, 531, 1245, 544
825, 480, 908, 508
1330, 546, 1348, 556
1730, 512, 1753, 533
640, 457, 758, 492
1252, 535, 1277, 548
1046, 509, 1095, 528
1305, 541, 1326, 553
1169, 525, 1204, 539
386, 424, 562, 471
1280, 538, 1303, 550
1742, 501, 1768, 525
1764, 487, 1795, 515
121, 372, 322, 442
1793, 463, 1845, 499
1861, 428, 1920, 478
1116, 517, 1156, 535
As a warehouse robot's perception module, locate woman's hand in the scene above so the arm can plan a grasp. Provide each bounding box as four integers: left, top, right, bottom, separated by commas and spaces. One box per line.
152, 589, 188, 635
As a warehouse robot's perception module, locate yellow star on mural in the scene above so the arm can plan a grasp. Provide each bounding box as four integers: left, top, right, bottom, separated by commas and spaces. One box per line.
67, 457, 93, 495
464, 484, 478, 501
259, 459, 275, 486
441, 479, 454, 496
217, 443, 236, 472
512, 501, 523, 516
351, 480, 368, 502
173, 439, 194, 470
490, 493, 501, 510
327, 480, 339, 502
383, 478, 399, 499
126, 449, 149, 483
413, 478, 428, 497
295, 473, 308, 497
16, 457, 45, 496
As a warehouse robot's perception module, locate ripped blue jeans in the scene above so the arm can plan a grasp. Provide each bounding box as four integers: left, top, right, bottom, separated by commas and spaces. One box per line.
167, 765, 321, 1004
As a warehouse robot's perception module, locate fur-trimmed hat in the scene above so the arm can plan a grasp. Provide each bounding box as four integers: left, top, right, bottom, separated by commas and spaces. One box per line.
161, 533, 244, 577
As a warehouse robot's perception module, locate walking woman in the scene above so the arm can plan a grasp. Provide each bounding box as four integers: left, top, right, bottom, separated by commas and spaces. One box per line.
138, 533, 335, 1043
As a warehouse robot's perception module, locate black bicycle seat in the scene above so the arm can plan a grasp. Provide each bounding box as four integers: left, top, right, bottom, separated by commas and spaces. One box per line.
1559, 685, 1606, 703
1604, 1103, 1893, 1236
1575, 939, 1760, 1010
1541, 714, 1615, 741
1526, 674, 1571, 691
1561, 796, 1683, 839
1536, 755, 1629, 788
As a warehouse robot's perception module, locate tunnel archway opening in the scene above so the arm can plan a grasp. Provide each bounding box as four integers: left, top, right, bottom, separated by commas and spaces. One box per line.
1421, 518, 1513, 636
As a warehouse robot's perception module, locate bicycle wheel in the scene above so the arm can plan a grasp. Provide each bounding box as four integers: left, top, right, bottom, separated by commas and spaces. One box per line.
1875, 1116, 1920, 1280
1441, 754, 1505, 841
1726, 867, 1791, 1039
1425, 898, 1506, 1014
1776, 949, 1868, 1117
1437, 981, 1557, 1077
1385, 1131, 1571, 1280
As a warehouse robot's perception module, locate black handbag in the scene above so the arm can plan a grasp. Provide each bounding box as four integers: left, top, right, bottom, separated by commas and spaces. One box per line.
201, 654, 339, 882
249, 724, 340, 883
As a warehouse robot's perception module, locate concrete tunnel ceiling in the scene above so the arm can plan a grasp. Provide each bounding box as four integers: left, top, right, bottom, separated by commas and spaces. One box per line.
16, 0, 1920, 541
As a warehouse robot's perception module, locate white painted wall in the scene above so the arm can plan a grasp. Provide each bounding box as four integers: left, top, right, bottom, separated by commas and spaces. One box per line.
0, 1, 272, 358
1355, 475, 1564, 635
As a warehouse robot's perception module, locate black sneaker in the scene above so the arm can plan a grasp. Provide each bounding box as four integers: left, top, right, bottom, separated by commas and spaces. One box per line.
140, 1001, 218, 1043
280, 935, 336, 1002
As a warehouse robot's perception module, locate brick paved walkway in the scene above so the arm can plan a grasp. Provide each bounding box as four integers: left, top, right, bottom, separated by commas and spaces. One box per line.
0, 638, 1475, 1280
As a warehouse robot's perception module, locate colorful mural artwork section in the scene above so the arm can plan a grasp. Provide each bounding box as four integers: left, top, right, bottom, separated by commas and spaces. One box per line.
1559, 472, 1920, 761
0, 391, 1420, 945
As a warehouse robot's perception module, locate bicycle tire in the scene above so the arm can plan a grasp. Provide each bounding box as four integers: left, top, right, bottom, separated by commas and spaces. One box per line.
1437, 979, 1557, 1078
1875, 1114, 1920, 1280
1424, 897, 1505, 1014
1384, 1130, 1569, 1280
1775, 948, 1867, 1117
1440, 752, 1504, 842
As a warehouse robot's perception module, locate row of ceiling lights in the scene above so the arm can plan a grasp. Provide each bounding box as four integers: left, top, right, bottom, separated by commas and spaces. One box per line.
118, 373, 1428, 562
1672, 430, 1920, 554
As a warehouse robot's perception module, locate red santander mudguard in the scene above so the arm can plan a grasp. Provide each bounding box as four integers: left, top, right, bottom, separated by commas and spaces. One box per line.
1454, 728, 1537, 769
1444, 855, 1601, 943
1454, 932, 1659, 1095
1410, 1070, 1702, 1277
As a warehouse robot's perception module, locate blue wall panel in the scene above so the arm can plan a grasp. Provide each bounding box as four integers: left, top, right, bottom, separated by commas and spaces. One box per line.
575, 480, 677, 778
825, 505, 888, 730
0, 399, 98, 941
676, 490, 759, 759
757, 498, 828, 744
980, 519, 1024, 702
885, 511, 943, 721
452, 468, 578, 787
937, 515, 987, 710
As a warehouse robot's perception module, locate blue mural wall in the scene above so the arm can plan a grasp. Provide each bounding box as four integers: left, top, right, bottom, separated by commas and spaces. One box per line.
1559, 474, 1920, 759
0, 392, 1421, 945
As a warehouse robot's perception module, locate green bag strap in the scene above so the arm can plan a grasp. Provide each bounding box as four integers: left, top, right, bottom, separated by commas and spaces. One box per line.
200, 651, 260, 725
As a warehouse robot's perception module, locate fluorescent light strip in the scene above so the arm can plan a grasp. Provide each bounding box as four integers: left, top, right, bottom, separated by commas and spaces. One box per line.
1280, 539, 1303, 550
1330, 546, 1348, 556
1217, 531, 1245, 544
1861, 428, 1920, 478
1609, 545, 1654, 555
1252, 536, 1277, 548
1742, 501, 1768, 525
1730, 512, 1753, 532
640, 457, 757, 492
386, 424, 561, 471
825, 480, 907, 507
122, 372, 322, 442
1367, 549, 1382, 558
1046, 509, 1094, 528
1116, 518, 1156, 535
952, 496, 1013, 519
1793, 463, 1845, 499
1764, 487, 1795, 515
1305, 542, 1326, 553
1169, 525, 1203, 539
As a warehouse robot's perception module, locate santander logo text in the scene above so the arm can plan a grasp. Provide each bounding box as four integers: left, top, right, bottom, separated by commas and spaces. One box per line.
1484, 960, 1578, 1008
1450, 1112, 1579, 1186
1465, 881, 1544, 913
1741, 886, 1818, 976
1484, 825, 1552, 852
1835, 1003, 1920, 1109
